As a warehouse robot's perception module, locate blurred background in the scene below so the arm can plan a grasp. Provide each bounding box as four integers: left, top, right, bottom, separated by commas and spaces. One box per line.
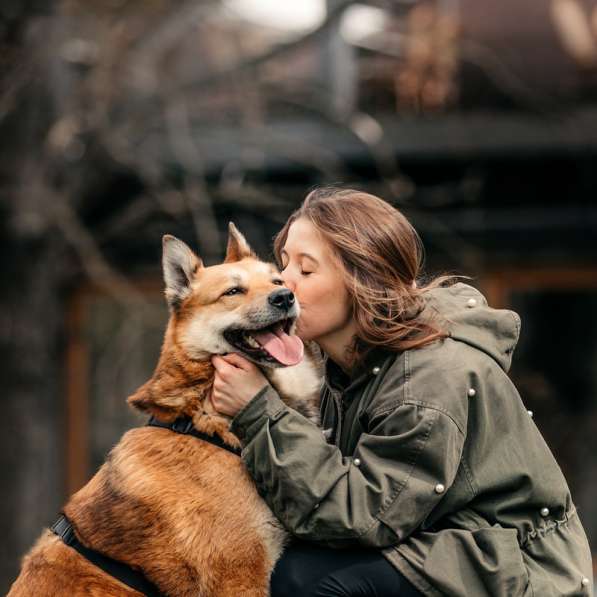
1, 0, 597, 591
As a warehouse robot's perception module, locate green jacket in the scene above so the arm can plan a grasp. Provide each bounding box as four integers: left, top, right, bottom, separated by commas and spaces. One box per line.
230, 283, 593, 596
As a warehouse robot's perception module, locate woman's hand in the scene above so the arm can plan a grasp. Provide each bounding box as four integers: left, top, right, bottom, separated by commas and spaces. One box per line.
210, 353, 269, 417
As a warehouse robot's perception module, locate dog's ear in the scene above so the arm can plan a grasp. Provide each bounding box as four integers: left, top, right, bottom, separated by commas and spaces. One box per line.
162, 235, 203, 311
224, 222, 255, 263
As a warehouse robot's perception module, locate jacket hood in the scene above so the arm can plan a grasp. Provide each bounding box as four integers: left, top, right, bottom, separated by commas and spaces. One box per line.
422, 282, 521, 372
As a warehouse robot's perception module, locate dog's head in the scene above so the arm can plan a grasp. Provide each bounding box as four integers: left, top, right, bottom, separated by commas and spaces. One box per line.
163, 223, 303, 368
128, 223, 310, 422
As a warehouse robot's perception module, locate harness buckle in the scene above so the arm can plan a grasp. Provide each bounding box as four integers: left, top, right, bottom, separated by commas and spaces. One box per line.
172, 417, 194, 434
51, 515, 77, 546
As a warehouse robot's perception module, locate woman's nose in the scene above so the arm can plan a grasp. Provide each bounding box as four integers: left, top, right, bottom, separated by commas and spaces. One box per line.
281, 270, 296, 292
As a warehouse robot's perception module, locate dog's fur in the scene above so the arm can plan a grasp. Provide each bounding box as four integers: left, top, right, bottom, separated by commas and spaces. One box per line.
8, 224, 324, 597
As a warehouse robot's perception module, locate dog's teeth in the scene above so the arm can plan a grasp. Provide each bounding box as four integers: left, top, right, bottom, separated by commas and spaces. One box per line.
245, 335, 260, 348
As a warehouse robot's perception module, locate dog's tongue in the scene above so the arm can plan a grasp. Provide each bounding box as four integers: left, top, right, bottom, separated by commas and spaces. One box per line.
253, 323, 304, 366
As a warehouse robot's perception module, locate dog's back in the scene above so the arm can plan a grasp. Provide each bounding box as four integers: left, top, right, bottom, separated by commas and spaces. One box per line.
9, 425, 286, 596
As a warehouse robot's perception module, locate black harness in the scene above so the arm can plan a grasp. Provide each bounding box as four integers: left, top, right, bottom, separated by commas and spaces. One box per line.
51, 416, 241, 596
50, 514, 163, 597
146, 415, 242, 457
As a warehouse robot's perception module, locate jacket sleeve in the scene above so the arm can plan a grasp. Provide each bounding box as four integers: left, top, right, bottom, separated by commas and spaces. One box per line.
230, 381, 465, 548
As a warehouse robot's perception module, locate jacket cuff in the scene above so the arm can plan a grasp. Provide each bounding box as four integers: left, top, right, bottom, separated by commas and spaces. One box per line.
230, 384, 288, 444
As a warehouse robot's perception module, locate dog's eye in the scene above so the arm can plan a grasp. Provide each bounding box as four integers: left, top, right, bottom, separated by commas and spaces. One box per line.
223, 287, 244, 296
272, 279, 284, 286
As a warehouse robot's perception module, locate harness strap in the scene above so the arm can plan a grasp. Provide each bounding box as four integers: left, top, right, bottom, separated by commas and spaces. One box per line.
51, 514, 164, 597
50, 417, 239, 595
147, 415, 242, 456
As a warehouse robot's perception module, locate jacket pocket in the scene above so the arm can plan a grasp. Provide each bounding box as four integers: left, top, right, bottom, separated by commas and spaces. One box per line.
418, 525, 530, 596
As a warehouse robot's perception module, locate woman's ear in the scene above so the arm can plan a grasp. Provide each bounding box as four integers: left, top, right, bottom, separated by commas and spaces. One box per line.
162, 235, 203, 311
224, 222, 255, 262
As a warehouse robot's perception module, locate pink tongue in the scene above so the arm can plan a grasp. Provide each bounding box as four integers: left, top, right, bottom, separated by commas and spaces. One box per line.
252, 323, 304, 366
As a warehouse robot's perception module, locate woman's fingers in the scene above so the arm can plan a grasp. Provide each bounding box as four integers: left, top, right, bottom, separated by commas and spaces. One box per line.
210, 377, 230, 412
210, 352, 268, 417
212, 355, 237, 379
219, 352, 255, 371
211, 355, 228, 370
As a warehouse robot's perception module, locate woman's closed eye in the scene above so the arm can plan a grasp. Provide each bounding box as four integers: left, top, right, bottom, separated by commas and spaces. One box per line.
280, 262, 312, 276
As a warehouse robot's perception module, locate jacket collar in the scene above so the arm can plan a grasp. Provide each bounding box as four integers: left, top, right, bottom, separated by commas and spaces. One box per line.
324, 345, 396, 394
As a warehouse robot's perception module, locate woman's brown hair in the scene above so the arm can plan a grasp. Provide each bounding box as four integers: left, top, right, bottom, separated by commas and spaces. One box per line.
273, 187, 458, 366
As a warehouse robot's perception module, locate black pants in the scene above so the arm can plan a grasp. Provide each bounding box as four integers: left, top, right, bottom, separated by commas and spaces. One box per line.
270, 541, 423, 597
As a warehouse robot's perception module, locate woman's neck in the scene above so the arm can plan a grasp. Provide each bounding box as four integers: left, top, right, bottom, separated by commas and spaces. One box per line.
316, 318, 359, 375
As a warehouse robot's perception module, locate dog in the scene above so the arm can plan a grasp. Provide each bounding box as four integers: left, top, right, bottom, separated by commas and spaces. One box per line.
8, 223, 324, 597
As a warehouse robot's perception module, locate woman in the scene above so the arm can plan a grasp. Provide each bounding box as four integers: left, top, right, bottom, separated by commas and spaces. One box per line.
210, 188, 593, 596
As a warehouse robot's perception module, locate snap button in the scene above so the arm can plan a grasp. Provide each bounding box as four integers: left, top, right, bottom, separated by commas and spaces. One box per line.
435, 483, 445, 494
581, 577, 590, 587
528, 410, 534, 418
466, 298, 477, 308
468, 388, 476, 397
372, 366, 380, 375
353, 458, 361, 467
540, 507, 550, 517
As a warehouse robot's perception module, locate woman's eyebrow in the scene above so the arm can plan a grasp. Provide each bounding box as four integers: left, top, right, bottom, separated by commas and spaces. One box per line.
281, 249, 319, 264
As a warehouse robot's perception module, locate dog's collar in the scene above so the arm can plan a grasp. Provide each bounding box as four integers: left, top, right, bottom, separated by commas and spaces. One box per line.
146, 415, 242, 456
51, 514, 164, 597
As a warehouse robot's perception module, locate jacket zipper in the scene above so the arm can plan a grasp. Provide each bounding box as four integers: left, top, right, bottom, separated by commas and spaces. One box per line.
331, 389, 343, 447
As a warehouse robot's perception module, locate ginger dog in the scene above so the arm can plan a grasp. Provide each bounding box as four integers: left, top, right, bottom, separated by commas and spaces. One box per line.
9, 224, 323, 597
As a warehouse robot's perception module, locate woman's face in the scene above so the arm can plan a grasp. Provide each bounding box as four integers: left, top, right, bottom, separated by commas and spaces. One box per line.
280, 218, 353, 344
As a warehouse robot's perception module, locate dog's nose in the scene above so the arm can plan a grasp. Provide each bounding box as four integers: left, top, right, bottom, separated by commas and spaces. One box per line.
269, 289, 295, 311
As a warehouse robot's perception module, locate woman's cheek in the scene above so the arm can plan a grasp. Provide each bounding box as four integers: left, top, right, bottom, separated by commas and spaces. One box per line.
296, 309, 316, 341
296, 309, 309, 333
